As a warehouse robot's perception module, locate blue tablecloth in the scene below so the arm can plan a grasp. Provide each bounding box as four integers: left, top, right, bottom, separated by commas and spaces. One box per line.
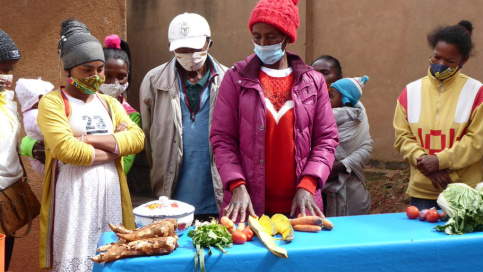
93, 213, 483, 272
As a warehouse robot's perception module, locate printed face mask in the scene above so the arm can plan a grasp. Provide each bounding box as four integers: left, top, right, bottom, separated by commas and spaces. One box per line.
253, 36, 286, 65
0, 74, 14, 91
175, 50, 208, 71
429, 58, 462, 81
99, 82, 129, 98
68, 75, 105, 95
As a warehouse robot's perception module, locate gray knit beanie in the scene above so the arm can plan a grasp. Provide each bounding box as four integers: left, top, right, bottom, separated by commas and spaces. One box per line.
0, 29, 21, 62
58, 20, 104, 70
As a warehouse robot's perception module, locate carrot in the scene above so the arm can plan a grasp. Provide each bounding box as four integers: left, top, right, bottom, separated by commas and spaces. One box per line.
297, 212, 325, 218
237, 222, 246, 231
293, 224, 322, 232
289, 216, 323, 226
322, 219, 334, 231
220, 216, 235, 229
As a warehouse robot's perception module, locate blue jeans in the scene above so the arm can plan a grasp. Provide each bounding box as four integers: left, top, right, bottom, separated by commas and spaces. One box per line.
410, 197, 441, 210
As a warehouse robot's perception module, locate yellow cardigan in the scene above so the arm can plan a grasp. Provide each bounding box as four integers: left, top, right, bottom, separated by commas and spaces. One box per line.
37, 90, 144, 269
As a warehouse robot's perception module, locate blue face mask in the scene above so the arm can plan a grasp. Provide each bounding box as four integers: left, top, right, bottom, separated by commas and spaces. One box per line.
253, 36, 286, 65
429, 58, 462, 81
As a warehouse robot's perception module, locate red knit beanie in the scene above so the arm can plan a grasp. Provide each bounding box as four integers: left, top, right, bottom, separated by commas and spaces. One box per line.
248, 0, 300, 43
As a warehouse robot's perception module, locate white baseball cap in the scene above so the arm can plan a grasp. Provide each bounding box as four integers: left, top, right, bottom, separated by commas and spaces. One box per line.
168, 13, 211, 51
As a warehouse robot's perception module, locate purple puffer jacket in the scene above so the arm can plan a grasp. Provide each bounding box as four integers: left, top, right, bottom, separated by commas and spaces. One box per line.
209, 52, 339, 217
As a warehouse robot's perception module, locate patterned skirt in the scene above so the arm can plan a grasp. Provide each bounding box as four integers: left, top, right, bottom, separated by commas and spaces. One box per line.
52, 161, 122, 272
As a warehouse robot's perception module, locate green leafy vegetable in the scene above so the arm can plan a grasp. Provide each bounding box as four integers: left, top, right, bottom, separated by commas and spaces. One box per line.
188, 219, 232, 272
435, 183, 483, 235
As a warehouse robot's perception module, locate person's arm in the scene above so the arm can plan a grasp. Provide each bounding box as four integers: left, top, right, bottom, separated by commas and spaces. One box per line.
393, 88, 426, 166
37, 92, 94, 165
121, 112, 141, 175
300, 73, 339, 187
140, 73, 154, 167
129, 111, 142, 128
341, 140, 372, 173
108, 95, 145, 157
82, 134, 117, 153
292, 72, 338, 218
210, 69, 247, 189
436, 87, 483, 170
20, 135, 36, 158
340, 107, 373, 175
93, 147, 119, 163
210, 69, 254, 222
122, 154, 136, 175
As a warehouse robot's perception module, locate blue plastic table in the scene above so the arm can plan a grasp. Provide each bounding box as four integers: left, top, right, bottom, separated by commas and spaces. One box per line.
92, 213, 483, 272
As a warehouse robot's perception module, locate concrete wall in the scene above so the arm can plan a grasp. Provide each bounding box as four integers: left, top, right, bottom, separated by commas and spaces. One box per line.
127, 0, 306, 112
310, 0, 483, 162
0, 1, 126, 271
127, 0, 483, 163
1, 0, 126, 88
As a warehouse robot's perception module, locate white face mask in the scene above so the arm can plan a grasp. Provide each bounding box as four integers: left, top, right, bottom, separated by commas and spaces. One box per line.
0, 74, 14, 91
175, 50, 208, 71
99, 82, 129, 98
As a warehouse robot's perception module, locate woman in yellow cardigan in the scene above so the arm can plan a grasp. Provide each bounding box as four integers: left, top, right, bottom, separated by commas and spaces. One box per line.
38, 20, 144, 271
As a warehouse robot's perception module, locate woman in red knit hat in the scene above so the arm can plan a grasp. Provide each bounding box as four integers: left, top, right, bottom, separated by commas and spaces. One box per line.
210, 0, 339, 222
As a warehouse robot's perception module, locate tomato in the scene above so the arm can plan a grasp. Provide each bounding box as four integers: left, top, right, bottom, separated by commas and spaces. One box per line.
426, 209, 440, 223
406, 206, 419, 219
232, 230, 247, 244
242, 226, 254, 241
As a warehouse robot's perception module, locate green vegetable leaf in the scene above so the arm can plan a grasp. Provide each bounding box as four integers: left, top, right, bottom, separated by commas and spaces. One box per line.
208, 230, 218, 240
436, 183, 483, 235
190, 219, 232, 271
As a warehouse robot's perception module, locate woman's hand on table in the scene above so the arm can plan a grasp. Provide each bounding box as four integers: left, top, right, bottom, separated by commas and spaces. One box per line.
32, 140, 46, 163
224, 184, 256, 223
429, 170, 452, 190
290, 188, 324, 218
416, 154, 439, 176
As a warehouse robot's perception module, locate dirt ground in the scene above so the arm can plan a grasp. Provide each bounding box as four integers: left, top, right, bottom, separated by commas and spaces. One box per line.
366, 168, 411, 214
7, 163, 411, 271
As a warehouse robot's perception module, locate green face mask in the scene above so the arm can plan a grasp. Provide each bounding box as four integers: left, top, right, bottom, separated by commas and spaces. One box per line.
68, 75, 105, 95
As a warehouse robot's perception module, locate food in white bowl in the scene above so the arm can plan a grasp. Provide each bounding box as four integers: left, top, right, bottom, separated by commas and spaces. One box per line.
133, 197, 195, 236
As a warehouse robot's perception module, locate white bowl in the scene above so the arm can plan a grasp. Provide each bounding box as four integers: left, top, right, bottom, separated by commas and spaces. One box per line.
133, 197, 195, 236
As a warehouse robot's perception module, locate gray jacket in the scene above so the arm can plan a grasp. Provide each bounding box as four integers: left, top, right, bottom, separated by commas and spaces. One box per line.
140, 55, 227, 210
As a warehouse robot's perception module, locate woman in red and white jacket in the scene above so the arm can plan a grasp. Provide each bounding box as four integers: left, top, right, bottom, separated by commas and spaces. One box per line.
394, 20, 483, 210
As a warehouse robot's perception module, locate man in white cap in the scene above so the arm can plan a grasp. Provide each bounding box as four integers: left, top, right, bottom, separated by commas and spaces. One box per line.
140, 13, 227, 220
